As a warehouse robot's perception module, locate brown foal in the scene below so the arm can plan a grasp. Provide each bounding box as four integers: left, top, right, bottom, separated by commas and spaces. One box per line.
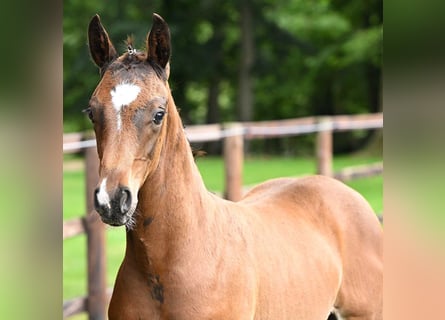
86, 13, 383, 320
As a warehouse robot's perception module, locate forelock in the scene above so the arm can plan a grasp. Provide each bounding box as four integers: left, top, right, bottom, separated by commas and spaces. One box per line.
101, 49, 167, 82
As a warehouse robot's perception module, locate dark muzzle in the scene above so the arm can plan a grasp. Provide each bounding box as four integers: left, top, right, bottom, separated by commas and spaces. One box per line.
94, 186, 132, 221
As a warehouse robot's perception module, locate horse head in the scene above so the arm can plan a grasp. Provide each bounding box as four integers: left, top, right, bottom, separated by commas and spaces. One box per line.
86, 13, 171, 227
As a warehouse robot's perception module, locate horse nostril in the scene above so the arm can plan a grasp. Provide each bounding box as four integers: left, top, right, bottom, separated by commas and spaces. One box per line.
119, 187, 132, 214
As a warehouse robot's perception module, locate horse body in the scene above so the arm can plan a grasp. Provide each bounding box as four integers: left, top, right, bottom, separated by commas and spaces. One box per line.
109, 173, 381, 319
87, 13, 382, 320
242, 177, 383, 319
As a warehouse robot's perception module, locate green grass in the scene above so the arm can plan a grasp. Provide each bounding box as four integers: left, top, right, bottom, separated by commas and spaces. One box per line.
196, 156, 316, 191
63, 155, 382, 317
63, 171, 85, 219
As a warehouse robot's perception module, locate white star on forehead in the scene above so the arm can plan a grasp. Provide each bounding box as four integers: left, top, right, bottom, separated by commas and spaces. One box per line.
110, 83, 141, 130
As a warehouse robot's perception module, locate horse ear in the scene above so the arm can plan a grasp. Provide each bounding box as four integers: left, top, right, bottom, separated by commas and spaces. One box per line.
146, 13, 171, 70
88, 14, 118, 69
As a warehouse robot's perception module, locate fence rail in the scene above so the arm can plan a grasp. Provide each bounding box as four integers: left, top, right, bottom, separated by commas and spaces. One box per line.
63, 217, 85, 239
63, 113, 383, 319
63, 113, 382, 152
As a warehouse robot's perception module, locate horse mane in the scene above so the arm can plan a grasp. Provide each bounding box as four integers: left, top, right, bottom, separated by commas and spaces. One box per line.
181, 120, 206, 159
192, 149, 207, 158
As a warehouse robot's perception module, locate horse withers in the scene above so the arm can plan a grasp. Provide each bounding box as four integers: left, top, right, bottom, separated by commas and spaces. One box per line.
86, 13, 383, 320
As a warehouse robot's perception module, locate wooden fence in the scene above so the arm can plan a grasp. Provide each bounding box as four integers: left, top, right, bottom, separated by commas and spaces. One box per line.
62, 112, 383, 319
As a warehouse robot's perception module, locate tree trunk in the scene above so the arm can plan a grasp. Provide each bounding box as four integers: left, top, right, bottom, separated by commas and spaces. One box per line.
204, 78, 222, 154
237, 0, 254, 123
360, 0, 383, 156
361, 63, 382, 156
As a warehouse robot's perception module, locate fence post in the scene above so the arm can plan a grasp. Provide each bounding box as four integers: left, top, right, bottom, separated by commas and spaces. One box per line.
84, 134, 107, 320
316, 117, 333, 177
223, 123, 244, 201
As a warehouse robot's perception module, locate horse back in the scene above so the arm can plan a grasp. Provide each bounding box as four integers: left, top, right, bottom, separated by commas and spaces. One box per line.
240, 175, 381, 240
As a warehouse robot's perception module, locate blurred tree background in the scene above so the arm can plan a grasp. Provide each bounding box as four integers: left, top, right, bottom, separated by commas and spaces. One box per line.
64, 0, 382, 155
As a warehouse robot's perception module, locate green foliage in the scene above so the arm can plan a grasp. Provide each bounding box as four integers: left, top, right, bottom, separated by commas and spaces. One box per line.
340, 26, 382, 67
64, 0, 382, 153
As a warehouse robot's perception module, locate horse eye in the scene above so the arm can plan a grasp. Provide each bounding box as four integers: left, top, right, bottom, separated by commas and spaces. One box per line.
153, 111, 165, 125
82, 107, 94, 123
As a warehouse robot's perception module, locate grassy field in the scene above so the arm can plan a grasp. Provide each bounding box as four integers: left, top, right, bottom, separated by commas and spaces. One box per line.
63, 154, 382, 318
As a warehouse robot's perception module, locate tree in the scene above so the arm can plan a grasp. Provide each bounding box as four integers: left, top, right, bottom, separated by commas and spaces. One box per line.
63, 0, 382, 154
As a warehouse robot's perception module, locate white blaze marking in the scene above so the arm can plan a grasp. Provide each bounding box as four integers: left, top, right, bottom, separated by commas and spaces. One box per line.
110, 83, 141, 130
97, 178, 111, 208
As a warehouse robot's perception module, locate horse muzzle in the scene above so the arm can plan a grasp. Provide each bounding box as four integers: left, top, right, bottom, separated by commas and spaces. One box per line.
94, 185, 134, 226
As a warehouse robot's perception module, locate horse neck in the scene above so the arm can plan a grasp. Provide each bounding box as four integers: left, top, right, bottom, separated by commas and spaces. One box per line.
146, 93, 207, 198
126, 93, 211, 270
